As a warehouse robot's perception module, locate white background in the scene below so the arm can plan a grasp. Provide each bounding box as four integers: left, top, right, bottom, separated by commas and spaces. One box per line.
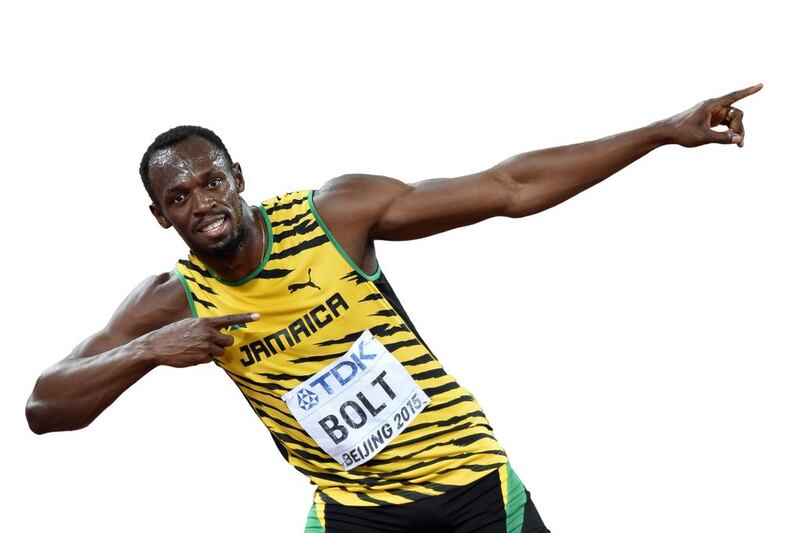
2, 1, 797, 532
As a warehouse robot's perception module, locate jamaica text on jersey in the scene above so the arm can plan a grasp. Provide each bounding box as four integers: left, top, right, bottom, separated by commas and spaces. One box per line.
174, 190, 507, 506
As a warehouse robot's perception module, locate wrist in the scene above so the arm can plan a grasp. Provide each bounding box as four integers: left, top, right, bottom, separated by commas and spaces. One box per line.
131, 332, 162, 369
645, 119, 679, 146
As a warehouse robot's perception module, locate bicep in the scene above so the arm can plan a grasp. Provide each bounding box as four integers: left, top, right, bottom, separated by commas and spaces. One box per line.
375, 169, 517, 240
317, 170, 516, 242
67, 272, 190, 360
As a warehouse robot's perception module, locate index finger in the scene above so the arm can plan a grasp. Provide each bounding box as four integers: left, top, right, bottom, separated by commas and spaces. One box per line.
205, 312, 261, 328
716, 83, 763, 106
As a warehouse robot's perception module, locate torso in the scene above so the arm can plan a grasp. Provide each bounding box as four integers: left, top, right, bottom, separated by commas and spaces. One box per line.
172, 190, 507, 506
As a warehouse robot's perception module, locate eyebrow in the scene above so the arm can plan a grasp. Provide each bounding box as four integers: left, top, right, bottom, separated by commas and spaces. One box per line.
164, 178, 192, 194
164, 170, 219, 194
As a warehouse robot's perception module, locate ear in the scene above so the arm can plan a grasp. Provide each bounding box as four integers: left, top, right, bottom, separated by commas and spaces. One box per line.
149, 203, 172, 229
233, 162, 245, 193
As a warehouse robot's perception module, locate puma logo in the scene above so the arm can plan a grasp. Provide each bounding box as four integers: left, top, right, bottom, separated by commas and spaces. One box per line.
288, 268, 322, 293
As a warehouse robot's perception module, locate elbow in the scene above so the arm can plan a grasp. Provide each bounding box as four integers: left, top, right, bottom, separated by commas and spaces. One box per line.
26, 374, 55, 434
25, 397, 90, 434
490, 167, 527, 219
25, 379, 90, 434
492, 166, 563, 219
26, 395, 51, 434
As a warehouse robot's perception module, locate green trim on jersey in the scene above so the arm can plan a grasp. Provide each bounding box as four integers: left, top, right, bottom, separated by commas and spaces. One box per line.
173, 267, 199, 318
308, 189, 381, 281
206, 204, 273, 286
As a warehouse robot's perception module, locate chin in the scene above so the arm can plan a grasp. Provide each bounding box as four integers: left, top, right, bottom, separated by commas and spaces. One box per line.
198, 235, 242, 257
198, 231, 245, 258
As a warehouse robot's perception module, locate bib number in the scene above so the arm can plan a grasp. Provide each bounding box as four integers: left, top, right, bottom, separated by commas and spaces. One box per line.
282, 330, 430, 470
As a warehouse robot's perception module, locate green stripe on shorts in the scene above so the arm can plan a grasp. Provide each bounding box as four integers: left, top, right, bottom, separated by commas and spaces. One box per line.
505, 464, 528, 533
304, 502, 325, 532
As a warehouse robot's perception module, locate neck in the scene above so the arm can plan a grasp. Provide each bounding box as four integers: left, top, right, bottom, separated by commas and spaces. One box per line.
195, 203, 265, 282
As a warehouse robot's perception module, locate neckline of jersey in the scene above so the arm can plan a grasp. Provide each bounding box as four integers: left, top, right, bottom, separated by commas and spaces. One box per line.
189, 204, 273, 286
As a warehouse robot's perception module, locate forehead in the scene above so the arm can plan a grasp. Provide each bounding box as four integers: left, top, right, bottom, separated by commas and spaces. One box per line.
148, 136, 229, 191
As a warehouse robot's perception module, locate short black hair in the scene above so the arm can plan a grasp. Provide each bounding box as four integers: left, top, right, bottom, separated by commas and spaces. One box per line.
139, 125, 233, 203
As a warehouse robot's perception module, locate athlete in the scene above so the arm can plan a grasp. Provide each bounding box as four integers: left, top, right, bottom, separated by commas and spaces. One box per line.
26, 84, 761, 532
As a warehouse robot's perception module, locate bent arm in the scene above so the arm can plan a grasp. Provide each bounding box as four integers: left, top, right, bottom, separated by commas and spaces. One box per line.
26, 332, 161, 434
26, 273, 190, 434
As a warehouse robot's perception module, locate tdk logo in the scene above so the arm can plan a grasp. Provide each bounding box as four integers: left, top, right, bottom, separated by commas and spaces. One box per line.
308, 340, 377, 396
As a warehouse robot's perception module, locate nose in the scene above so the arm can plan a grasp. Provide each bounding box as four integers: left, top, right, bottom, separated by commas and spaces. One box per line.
191, 189, 216, 216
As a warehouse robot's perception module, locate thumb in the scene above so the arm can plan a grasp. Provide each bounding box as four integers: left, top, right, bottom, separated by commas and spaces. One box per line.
706, 128, 743, 145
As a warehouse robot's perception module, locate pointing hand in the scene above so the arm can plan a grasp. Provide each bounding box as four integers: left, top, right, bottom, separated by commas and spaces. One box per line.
145, 313, 260, 368
660, 83, 763, 148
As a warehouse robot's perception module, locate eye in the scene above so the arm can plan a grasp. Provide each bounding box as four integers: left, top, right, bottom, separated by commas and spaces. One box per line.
173, 193, 186, 204
208, 177, 222, 188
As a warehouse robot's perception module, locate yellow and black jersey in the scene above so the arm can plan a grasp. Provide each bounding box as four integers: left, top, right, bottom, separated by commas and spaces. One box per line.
174, 190, 507, 506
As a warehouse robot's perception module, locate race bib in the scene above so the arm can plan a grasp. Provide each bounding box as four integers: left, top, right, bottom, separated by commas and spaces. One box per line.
282, 330, 430, 470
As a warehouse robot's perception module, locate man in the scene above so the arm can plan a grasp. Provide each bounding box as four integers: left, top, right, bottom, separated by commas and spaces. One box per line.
26, 84, 761, 532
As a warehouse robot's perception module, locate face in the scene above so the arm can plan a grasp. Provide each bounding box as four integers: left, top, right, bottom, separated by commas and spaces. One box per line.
148, 136, 247, 258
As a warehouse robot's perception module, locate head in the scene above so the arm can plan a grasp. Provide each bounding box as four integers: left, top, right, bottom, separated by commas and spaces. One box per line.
140, 126, 248, 258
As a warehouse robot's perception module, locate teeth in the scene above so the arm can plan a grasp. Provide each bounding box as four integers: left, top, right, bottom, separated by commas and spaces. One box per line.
200, 218, 224, 232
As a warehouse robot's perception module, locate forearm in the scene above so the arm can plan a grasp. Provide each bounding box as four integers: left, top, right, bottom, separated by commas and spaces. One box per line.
497, 121, 675, 217
26, 335, 159, 434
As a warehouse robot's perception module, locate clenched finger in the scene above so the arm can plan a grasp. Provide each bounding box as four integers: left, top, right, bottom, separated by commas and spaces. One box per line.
209, 344, 225, 357
729, 110, 745, 147
211, 331, 235, 347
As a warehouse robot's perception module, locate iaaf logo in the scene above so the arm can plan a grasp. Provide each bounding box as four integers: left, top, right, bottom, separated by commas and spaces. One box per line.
296, 388, 320, 411
304, 339, 377, 401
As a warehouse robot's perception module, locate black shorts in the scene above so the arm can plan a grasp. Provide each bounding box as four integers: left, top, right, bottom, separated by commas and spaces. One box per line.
304, 463, 549, 533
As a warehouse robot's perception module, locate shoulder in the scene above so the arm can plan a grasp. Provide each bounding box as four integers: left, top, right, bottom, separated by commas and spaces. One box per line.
316, 173, 408, 199
109, 271, 191, 338
313, 174, 410, 229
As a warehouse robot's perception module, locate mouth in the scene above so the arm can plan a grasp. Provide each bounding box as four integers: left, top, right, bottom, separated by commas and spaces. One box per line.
195, 213, 230, 239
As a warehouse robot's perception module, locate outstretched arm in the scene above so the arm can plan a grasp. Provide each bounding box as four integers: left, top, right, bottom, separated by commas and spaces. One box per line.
314, 84, 762, 245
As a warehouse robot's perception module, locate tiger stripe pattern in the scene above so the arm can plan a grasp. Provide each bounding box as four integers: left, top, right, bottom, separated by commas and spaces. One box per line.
174, 190, 507, 506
